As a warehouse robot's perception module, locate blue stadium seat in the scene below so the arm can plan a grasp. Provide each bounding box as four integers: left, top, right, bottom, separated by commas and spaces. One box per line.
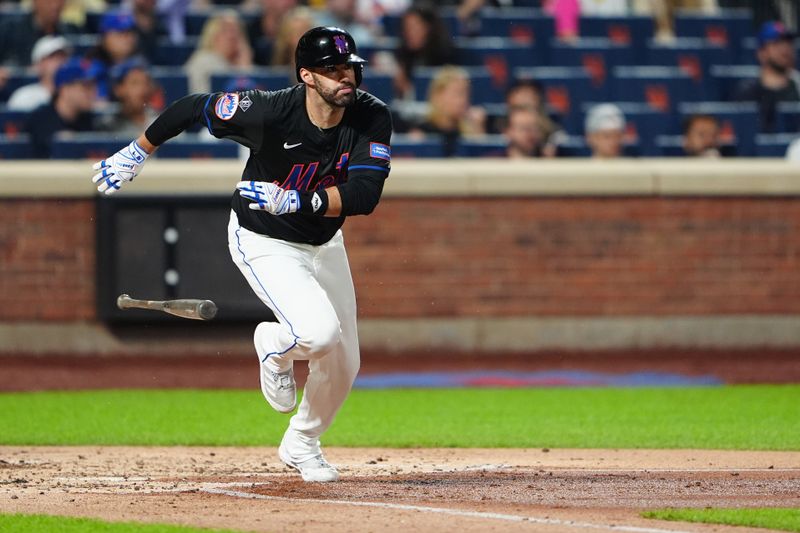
209, 68, 294, 93
550, 38, 635, 85
157, 139, 240, 158
413, 66, 505, 104
390, 134, 446, 158
152, 37, 198, 66
477, 9, 555, 60
70, 34, 100, 57
775, 102, 800, 133
579, 16, 655, 62
755, 133, 798, 157
151, 68, 188, 107
514, 66, 605, 120
673, 10, 753, 58
0, 133, 32, 159
708, 64, 759, 101
0, 107, 31, 136
678, 101, 759, 156
359, 74, 393, 104
456, 37, 538, 86
381, 12, 459, 38
456, 135, 507, 157
51, 133, 239, 159
645, 38, 734, 100
612, 66, 697, 111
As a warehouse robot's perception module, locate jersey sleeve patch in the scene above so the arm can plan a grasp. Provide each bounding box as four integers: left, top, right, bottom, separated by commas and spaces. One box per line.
215, 93, 240, 121
369, 142, 391, 161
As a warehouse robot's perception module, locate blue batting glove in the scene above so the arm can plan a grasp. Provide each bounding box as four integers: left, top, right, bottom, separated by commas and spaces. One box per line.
91, 140, 149, 195
236, 181, 300, 216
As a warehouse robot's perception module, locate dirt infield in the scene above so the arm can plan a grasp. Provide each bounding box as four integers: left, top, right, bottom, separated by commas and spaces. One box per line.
2, 446, 799, 532
2, 349, 798, 532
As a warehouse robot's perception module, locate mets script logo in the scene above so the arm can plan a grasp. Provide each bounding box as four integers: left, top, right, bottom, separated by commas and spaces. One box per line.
333, 35, 349, 54
215, 93, 240, 121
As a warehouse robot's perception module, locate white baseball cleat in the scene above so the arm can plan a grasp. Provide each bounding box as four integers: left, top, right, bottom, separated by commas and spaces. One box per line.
279, 443, 340, 482
259, 360, 296, 413
254, 323, 296, 413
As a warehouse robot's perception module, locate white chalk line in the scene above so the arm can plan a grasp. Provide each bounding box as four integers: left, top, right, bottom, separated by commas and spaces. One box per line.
200, 487, 694, 533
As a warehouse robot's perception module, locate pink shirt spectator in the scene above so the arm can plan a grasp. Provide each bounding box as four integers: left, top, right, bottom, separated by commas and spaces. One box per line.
544, 0, 580, 41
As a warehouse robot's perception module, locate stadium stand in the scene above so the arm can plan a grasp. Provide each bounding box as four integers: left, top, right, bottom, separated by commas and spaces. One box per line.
1, 4, 797, 159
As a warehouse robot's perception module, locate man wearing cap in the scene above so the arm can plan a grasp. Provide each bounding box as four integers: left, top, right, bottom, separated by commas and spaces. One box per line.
27, 58, 97, 158
87, 12, 144, 99
584, 103, 627, 158
99, 59, 157, 136
7, 36, 71, 111
734, 21, 800, 132
0, 0, 80, 67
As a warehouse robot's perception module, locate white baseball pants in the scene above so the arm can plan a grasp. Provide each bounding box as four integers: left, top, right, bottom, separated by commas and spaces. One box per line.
227, 211, 360, 461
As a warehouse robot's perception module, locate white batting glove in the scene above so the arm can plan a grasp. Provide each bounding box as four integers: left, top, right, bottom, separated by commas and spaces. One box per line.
236, 181, 300, 215
91, 140, 150, 195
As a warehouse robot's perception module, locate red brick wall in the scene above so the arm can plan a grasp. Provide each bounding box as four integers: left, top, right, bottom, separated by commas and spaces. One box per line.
1, 196, 799, 321
346, 197, 800, 317
0, 200, 95, 320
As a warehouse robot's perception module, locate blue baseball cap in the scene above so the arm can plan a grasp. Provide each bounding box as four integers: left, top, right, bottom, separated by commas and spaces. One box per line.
110, 57, 149, 84
54, 57, 99, 89
100, 11, 136, 33
757, 21, 796, 47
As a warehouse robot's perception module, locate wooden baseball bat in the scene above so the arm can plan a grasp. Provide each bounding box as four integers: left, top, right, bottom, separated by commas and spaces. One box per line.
116, 294, 218, 321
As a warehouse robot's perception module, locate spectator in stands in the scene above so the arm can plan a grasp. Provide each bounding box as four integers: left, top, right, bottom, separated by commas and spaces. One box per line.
185, 10, 253, 93
543, 0, 579, 42
734, 21, 800, 132
121, 0, 168, 64
86, 12, 146, 99
314, 0, 379, 46
270, 7, 315, 74
99, 59, 157, 137
0, 0, 81, 66
393, 4, 457, 99
7, 35, 71, 111
246, 0, 298, 65
504, 106, 551, 159
682, 114, 722, 157
27, 57, 98, 158
61, 0, 106, 29
505, 79, 561, 156
411, 65, 486, 156
584, 103, 626, 159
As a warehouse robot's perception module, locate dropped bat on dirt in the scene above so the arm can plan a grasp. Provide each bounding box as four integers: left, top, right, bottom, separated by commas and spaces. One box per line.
116, 294, 218, 321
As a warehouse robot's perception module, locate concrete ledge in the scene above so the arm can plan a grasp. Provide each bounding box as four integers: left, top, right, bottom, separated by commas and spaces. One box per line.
1, 159, 800, 198
2, 316, 799, 355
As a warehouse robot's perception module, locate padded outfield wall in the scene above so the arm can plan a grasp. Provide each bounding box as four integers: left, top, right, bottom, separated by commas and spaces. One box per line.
0, 159, 799, 353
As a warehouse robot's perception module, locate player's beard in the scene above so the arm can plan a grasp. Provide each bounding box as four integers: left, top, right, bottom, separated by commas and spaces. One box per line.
311, 74, 356, 107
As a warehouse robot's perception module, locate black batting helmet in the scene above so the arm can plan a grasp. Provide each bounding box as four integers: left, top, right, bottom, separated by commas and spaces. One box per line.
295, 26, 367, 86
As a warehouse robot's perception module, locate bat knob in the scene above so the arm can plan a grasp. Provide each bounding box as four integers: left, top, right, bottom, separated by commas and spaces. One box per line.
198, 300, 218, 320
117, 294, 131, 310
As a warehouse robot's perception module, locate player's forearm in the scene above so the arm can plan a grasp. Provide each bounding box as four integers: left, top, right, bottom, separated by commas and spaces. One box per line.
323, 186, 342, 217
335, 175, 385, 216
144, 94, 210, 147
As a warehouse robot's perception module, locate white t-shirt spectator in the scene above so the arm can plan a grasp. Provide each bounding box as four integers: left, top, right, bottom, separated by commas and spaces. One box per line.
7, 83, 51, 111
580, 0, 628, 15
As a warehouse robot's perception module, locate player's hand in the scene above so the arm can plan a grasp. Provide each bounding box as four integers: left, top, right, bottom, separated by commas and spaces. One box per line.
91, 140, 150, 195
236, 181, 300, 216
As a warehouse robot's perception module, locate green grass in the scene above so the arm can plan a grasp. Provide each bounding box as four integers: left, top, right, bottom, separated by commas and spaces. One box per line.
643, 508, 800, 532
0, 386, 798, 449
0, 513, 241, 533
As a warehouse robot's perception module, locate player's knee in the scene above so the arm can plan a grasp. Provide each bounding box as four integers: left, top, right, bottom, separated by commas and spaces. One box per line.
299, 321, 341, 359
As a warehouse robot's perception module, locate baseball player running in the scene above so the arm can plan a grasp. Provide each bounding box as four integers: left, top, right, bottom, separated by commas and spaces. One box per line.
90, 27, 392, 482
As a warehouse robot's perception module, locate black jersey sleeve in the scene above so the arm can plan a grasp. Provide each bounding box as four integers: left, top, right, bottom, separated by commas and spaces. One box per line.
337, 99, 393, 216
145, 90, 268, 151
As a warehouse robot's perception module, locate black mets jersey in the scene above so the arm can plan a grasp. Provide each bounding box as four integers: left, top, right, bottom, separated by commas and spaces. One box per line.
145, 84, 393, 245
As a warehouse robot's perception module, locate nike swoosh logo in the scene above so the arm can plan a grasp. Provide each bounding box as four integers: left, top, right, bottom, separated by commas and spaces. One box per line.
283, 142, 302, 149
